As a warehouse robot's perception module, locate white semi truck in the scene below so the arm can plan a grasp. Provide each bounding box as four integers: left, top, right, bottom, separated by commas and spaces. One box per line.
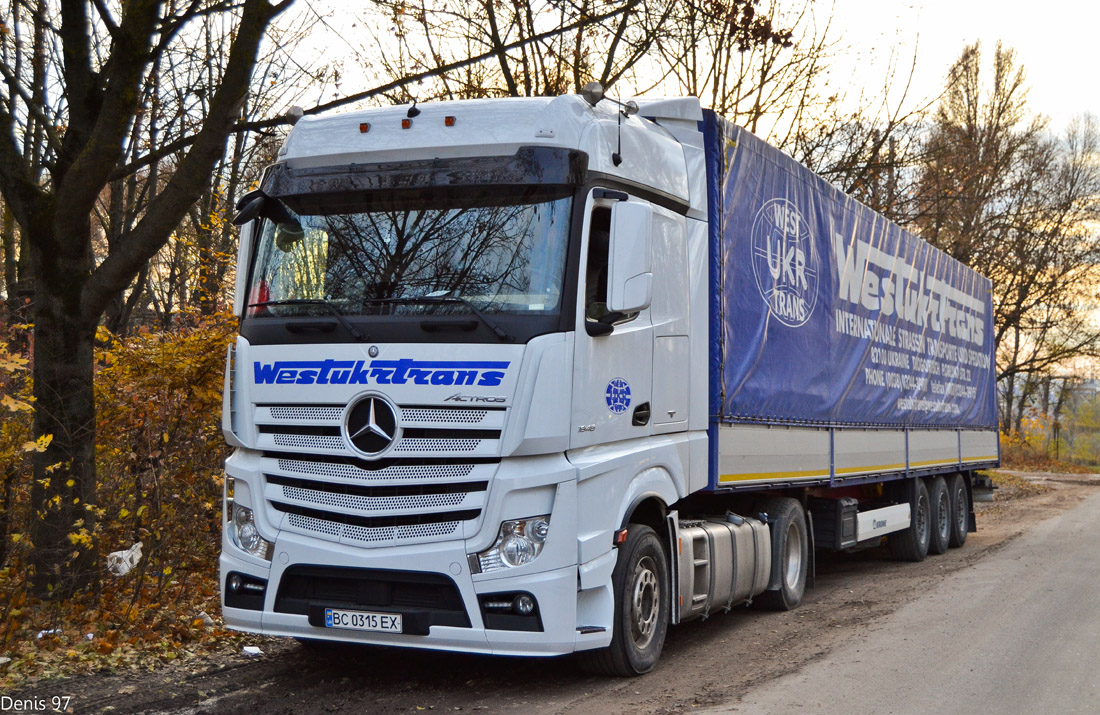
220, 85, 999, 675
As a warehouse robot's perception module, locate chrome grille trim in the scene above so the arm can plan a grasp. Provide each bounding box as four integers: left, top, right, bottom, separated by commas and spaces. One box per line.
273, 484, 481, 514
271, 434, 345, 450
266, 405, 343, 422
285, 512, 462, 545
276, 458, 477, 483
401, 408, 490, 424
394, 438, 482, 453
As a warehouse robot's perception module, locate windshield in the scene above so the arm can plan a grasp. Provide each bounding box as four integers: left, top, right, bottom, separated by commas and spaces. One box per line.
247, 186, 573, 319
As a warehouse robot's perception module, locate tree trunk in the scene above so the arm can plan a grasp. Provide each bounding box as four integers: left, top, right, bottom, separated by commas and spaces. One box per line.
27, 221, 98, 597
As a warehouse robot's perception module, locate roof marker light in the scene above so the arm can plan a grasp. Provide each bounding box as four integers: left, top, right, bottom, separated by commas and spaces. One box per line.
359, 122, 370, 133
402, 118, 412, 129
444, 116, 456, 127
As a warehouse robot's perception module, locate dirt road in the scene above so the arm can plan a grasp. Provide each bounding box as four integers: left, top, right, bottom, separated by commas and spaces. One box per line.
14, 471, 1100, 715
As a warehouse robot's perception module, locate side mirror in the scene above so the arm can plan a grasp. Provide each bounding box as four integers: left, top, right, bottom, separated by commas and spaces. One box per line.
606, 202, 652, 313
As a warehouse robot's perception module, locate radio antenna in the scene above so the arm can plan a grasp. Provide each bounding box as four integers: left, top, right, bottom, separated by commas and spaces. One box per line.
581, 82, 638, 168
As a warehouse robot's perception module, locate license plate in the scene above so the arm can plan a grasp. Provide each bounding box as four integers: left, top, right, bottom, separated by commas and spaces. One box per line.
323, 608, 403, 633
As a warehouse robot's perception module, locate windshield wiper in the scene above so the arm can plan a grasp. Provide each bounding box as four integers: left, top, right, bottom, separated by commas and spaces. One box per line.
249, 299, 366, 342
364, 296, 510, 341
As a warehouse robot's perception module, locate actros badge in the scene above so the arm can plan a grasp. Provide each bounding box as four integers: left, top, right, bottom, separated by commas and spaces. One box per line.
344, 394, 400, 457
750, 198, 820, 327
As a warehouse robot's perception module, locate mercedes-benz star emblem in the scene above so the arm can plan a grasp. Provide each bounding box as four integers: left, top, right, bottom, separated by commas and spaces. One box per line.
344, 395, 399, 457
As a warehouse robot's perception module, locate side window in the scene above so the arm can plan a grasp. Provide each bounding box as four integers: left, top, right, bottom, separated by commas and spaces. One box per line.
584, 206, 611, 321
584, 202, 639, 328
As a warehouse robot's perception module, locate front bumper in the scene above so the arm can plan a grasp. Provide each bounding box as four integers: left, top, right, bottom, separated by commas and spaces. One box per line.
220, 450, 616, 656
221, 530, 586, 656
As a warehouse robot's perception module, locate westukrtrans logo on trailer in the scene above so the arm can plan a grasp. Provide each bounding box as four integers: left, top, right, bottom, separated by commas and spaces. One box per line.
749, 198, 820, 327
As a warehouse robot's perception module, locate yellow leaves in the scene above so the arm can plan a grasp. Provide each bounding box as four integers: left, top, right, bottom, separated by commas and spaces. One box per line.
10, 533, 23, 542
66, 479, 75, 488
3, 394, 32, 412
95, 325, 117, 345
67, 529, 93, 549
162, 566, 173, 576
0, 346, 28, 372
22, 434, 53, 453
162, 432, 170, 443
119, 508, 131, 519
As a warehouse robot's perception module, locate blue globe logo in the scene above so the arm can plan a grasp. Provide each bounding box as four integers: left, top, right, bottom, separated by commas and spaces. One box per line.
605, 377, 631, 414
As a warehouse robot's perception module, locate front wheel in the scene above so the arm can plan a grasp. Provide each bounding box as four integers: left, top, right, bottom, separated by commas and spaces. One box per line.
578, 524, 669, 677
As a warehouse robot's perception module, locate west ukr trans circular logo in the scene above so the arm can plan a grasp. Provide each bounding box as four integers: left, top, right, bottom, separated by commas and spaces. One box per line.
605, 377, 631, 414
750, 198, 819, 327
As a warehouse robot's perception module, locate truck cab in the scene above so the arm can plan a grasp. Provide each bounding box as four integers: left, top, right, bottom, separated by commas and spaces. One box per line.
221, 93, 711, 670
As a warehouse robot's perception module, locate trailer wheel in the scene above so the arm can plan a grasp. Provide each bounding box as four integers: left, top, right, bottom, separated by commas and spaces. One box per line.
578, 524, 669, 677
754, 498, 808, 611
927, 476, 950, 555
888, 478, 930, 562
948, 473, 969, 548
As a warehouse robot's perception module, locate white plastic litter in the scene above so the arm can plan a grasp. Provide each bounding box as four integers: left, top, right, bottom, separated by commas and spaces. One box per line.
86, 633, 95, 640
242, 646, 264, 657
36, 628, 60, 639
0, 657, 11, 666
196, 611, 215, 627
106, 541, 143, 576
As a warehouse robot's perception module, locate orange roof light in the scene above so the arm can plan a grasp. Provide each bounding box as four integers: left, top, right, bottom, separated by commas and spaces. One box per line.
359, 122, 370, 133
401, 118, 412, 129
444, 116, 456, 127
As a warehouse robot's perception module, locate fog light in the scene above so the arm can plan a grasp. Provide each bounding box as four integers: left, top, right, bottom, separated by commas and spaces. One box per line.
228, 573, 242, 593
513, 594, 536, 615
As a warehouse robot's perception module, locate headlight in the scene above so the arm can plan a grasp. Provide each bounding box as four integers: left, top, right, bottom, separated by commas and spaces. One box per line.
472, 515, 550, 573
229, 503, 273, 561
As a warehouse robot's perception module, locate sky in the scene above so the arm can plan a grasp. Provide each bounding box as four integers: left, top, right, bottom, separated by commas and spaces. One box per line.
825, 0, 1100, 132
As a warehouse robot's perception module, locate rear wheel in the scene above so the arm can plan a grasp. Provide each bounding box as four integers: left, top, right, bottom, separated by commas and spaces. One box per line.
578, 524, 669, 677
948, 473, 970, 548
927, 476, 950, 555
754, 498, 808, 611
888, 478, 930, 562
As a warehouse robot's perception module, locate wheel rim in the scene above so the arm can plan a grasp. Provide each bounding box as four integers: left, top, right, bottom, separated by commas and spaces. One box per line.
936, 490, 950, 541
916, 494, 930, 544
954, 484, 967, 534
783, 521, 803, 589
630, 555, 660, 650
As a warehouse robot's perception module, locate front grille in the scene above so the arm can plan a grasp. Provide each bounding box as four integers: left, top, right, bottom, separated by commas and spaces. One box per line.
254, 403, 505, 459
275, 565, 471, 633
254, 401, 504, 549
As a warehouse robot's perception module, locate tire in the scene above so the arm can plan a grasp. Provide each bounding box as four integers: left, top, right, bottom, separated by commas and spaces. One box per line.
754, 498, 809, 611
927, 476, 950, 556
948, 473, 970, 548
888, 478, 930, 562
578, 524, 669, 676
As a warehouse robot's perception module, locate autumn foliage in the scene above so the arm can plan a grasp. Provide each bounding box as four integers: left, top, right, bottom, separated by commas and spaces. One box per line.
1, 315, 241, 686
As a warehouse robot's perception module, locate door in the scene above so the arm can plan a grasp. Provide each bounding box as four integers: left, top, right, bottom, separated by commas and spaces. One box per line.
571, 191, 654, 448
